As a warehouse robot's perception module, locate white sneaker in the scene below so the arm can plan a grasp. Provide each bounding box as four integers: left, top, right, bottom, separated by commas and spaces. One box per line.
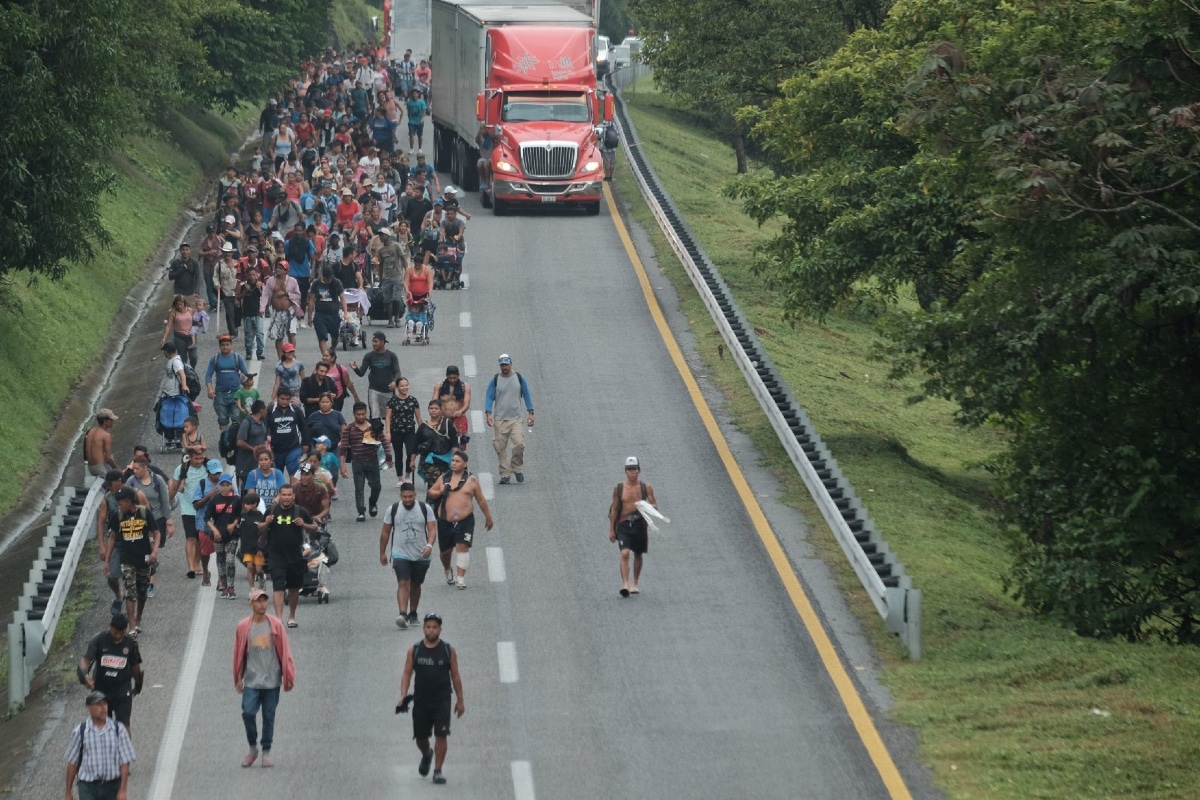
396, 614, 408, 629
445, 570, 455, 585
455, 575, 466, 590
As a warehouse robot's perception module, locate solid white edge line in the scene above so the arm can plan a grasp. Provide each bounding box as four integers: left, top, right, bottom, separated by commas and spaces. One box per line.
145, 584, 217, 800
459, 312, 472, 328
463, 354, 477, 377
470, 409, 485, 433
497, 641, 519, 683
512, 760, 536, 800
486, 546, 506, 583
479, 471, 494, 501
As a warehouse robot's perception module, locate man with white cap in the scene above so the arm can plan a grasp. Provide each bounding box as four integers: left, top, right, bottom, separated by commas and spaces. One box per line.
484, 355, 534, 485
607, 456, 658, 597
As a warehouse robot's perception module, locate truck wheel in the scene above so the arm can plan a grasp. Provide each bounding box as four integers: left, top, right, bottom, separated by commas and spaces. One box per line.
583, 201, 601, 216
453, 140, 465, 186
493, 198, 509, 216
462, 146, 480, 192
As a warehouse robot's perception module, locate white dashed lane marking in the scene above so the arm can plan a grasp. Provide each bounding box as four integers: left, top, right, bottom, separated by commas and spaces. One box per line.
470, 410, 485, 433
486, 547, 506, 583
459, 312, 472, 328
479, 471, 494, 501
497, 642, 519, 683
512, 761, 536, 800
463, 355, 477, 377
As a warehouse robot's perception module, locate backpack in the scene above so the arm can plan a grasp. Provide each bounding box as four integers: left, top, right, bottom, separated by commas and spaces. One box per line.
388, 501, 432, 553
219, 426, 238, 462
603, 123, 619, 148
181, 363, 202, 401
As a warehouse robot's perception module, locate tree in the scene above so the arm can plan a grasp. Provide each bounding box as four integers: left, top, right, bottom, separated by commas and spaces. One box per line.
627, 0, 845, 172
732, 0, 1200, 642
0, 0, 334, 283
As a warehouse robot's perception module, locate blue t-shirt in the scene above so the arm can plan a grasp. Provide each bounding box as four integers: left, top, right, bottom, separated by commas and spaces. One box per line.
370, 116, 397, 146
245, 468, 287, 508
406, 98, 427, 126
284, 237, 315, 278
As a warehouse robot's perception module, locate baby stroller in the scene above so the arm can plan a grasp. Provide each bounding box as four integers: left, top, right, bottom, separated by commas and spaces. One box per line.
402, 294, 434, 345
433, 244, 463, 290
154, 393, 192, 452
298, 523, 338, 604
342, 288, 374, 346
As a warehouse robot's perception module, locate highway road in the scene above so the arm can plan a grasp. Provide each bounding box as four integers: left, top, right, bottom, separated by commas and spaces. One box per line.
11, 181, 939, 800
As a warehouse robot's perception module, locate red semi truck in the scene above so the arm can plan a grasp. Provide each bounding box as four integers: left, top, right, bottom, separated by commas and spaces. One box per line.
430, 0, 613, 215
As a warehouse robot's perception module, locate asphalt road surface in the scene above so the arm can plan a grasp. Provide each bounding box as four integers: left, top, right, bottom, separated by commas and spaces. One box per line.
13, 183, 938, 800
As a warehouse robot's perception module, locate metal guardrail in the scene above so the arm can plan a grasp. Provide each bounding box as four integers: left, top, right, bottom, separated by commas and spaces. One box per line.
607, 74, 922, 659
8, 480, 101, 713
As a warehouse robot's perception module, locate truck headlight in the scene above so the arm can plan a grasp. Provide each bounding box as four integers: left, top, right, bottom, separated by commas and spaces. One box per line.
495, 160, 518, 174
582, 161, 600, 173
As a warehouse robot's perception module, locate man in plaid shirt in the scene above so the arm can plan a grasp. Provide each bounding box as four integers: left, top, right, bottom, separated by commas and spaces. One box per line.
64, 690, 135, 800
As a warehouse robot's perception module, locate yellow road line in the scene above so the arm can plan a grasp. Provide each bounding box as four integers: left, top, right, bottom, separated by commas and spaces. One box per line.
602, 183, 914, 800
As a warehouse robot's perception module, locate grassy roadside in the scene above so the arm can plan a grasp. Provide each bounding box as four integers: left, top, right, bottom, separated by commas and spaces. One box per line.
0, 105, 254, 717
614, 81, 1200, 800
332, 0, 380, 49
0, 105, 253, 520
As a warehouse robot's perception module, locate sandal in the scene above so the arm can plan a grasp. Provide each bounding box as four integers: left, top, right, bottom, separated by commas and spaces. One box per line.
287, 619, 298, 628
202, 572, 211, 587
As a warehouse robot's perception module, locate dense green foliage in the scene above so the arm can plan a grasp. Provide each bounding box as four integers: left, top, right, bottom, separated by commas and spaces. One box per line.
0, 0, 332, 283
627, 0, 864, 170
729, 0, 1200, 642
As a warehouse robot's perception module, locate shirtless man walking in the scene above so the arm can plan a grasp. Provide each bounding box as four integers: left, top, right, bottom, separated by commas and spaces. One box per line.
85, 409, 120, 478
608, 456, 658, 597
426, 451, 493, 589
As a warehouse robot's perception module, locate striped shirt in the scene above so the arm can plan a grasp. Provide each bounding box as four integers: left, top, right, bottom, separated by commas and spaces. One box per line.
64, 717, 136, 782
339, 421, 378, 464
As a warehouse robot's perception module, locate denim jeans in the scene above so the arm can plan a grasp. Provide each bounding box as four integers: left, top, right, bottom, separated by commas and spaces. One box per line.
242, 685, 280, 751
275, 446, 303, 476
243, 315, 264, 358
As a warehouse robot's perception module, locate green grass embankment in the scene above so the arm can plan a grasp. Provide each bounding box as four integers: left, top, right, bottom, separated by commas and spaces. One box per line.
0, 104, 255, 519
332, 0, 381, 49
614, 81, 1200, 800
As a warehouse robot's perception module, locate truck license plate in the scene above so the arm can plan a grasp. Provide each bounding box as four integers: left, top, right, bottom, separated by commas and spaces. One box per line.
540, 195, 556, 203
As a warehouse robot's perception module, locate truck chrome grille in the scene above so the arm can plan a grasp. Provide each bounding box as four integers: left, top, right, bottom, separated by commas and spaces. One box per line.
520, 143, 577, 179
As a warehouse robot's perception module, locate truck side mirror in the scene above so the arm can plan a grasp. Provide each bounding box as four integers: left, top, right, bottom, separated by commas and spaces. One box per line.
604, 93, 615, 122
476, 93, 486, 122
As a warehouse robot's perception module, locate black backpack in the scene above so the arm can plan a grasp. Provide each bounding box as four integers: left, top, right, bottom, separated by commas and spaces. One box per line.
603, 124, 620, 148
219, 426, 238, 462
181, 363, 202, 401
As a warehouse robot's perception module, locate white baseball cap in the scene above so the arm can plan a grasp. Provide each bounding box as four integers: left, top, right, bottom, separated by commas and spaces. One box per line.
625, 456, 639, 468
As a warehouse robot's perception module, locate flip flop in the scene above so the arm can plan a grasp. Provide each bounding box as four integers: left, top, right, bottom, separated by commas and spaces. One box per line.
287, 620, 298, 628
619, 588, 630, 598
629, 587, 640, 595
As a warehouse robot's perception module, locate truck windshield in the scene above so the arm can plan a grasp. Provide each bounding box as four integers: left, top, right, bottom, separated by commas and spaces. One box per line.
502, 93, 590, 123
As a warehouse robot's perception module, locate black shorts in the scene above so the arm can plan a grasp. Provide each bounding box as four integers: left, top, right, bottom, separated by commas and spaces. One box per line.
270, 560, 306, 590
182, 515, 199, 539
616, 519, 648, 555
437, 514, 475, 552
411, 698, 451, 740
392, 559, 431, 585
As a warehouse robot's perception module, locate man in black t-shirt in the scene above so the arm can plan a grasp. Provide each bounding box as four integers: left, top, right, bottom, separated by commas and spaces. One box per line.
78, 613, 144, 730
106, 489, 159, 636
258, 485, 316, 627
399, 613, 463, 785
306, 265, 348, 358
